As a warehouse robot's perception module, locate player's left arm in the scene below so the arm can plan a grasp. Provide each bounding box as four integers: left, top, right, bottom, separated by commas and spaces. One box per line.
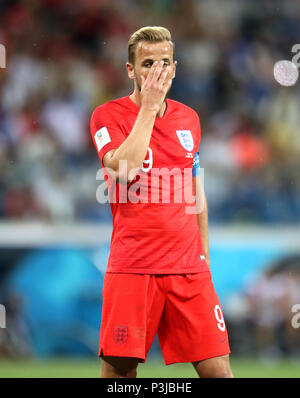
192, 152, 210, 269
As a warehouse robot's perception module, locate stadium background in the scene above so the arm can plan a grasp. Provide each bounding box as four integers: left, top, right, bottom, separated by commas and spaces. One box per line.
0, 0, 300, 378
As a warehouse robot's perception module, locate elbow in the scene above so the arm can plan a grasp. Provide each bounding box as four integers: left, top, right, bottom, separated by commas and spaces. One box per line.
115, 161, 140, 185
104, 152, 141, 184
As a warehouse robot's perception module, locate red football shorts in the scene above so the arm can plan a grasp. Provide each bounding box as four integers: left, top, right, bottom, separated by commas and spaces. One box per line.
99, 271, 230, 365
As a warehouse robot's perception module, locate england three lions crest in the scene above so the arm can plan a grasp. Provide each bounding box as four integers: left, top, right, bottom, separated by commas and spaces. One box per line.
113, 325, 128, 345
176, 130, 194, 151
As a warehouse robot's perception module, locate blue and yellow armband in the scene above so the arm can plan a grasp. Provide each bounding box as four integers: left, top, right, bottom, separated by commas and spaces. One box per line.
192, 152, 200, 177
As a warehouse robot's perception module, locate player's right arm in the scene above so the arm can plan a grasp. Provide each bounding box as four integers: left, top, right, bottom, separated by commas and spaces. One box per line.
103, 60, 171, 183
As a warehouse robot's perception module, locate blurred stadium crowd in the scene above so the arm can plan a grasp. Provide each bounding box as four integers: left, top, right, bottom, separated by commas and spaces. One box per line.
1, 0, 300, 223
226, 254, 300, 361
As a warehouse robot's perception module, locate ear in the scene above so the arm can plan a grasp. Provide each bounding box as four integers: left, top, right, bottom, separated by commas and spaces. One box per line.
126, 62, 135, 80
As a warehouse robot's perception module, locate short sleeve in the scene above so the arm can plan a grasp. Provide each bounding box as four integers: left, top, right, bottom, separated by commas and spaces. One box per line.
90, 105, 126, 166
195, 112, 201, 149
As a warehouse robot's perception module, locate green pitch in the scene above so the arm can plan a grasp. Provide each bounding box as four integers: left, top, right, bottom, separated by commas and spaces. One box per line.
0, 357, 300, 378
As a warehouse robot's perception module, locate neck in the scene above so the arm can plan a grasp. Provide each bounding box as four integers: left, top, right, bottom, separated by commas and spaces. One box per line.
130, 89, 166, 118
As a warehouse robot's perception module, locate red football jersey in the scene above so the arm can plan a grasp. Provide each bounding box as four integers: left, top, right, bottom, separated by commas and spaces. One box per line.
90, 95, 209, 274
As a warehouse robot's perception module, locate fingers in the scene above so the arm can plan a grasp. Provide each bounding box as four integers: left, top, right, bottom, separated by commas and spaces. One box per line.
144, 61, 170, 88
162, 77, 172, 90
158, 67, 169, 86
151, 60, 164, 83
145, 61, 159, 85
141, 60, 172, 109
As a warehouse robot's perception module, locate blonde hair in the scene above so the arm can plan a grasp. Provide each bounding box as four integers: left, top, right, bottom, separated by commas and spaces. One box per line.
128, 26, 175, 65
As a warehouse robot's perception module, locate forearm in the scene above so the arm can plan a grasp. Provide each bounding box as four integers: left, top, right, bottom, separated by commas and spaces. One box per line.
109, 107, 156, 180
196, 196, 210, 268
193, 176, 210, 268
